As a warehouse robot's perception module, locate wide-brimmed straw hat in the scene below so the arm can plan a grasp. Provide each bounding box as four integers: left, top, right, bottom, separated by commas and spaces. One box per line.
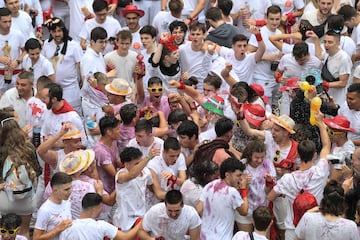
270, 114, 296, 134
105, 78, 132, 96
59, 150, 94, 175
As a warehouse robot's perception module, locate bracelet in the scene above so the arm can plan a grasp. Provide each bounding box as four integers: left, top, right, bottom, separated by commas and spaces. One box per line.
265, 179, 275, 189
275, 72, 282, 83
255, 33, 262, 42
177, 79, 186, 90
239, 188, 248, 198
146, 155, 153, 160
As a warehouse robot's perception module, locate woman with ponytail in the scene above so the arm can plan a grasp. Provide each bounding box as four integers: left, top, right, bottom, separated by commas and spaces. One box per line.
295, 180, 359, 240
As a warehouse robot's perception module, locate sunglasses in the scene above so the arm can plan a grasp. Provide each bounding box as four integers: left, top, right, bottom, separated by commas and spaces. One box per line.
326, 128, 344, 136
0, 117, 15, 127
148, 87, 163, 93
0, 227, 19, 236
273, 150, 280, 162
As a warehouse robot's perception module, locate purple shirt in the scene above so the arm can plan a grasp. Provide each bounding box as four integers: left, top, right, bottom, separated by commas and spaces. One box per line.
118, 124, 135, 152
142, 96, 171, 119
94, 140, 119, 193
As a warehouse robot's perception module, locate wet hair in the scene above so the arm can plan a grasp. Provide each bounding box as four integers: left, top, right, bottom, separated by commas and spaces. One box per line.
189, 22, 206, 33
242, 139, 266, 164
44, 17, 72, 55
230, 82, 249, 103
37, 76, 52, 90
0, 213, 21, 230
297, 140, 316, 163
293, 42, 309, 59
82, 193, 103, 209
93, 72, 108, 85
232, 34, 248, 44
338, 5, 357, 22
327, 14, 345, 33
191, 160, 219, 187
92, 0, 108, 12
215, 117, 233, 137
168, 0, 184, 15
205, 7, 223, 22
177, 120, 199, 139
217, 0, 233, 16
0, 7, 11, 18
204, 75, 221, 90
120, 147, 143, 163
320, 180, 345, 216
168, 109, 188, 125
148, 77, 163, 87
25, 38, 42, 51
91, 27, 108, 42
253, 207, 272, 231
50, 172, 72, 188
169, 20, 188, 34
165, 190, 183, 205
120, 103, 137, 125
135, 119, 152, 134
164, 137, 181, 151
116, 29, 132, 42
348, 83, 360, 95
99, 115, 120, 136
325, 30, 340, 42
219, 158, 245, 179
267, 5, 282, 16
140, 25, 157, 38
45, 82, 63, 101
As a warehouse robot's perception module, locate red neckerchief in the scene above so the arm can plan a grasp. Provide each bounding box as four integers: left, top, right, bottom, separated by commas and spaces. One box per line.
52, 100, 74, 114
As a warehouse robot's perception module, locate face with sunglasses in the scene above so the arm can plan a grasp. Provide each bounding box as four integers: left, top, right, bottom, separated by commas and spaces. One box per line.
0, 227, 19, 240
326, 127, 345, 137
148, 83, 164, 104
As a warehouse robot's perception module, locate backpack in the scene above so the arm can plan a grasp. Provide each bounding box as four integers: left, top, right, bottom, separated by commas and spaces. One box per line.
292, 173, 318, 226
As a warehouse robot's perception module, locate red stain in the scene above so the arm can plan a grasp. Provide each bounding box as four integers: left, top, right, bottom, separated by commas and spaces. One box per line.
29, 102, 44, 116
213, 180, 227, 193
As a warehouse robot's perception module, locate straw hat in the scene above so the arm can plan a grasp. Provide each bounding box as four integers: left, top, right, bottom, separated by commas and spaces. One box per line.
61, 124, 84, 140
323, 115, 355, 132
243, 104, 266, 128
105, 78, 132, 96
202, 95, 225, 116
270, 114, 296, 134
59, 150, 92, 175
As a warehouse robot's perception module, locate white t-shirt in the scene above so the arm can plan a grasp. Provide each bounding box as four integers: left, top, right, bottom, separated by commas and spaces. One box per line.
59, 218, 118, 240
179, 42, 212, 90
79, 17, 121, 54
35, 199, 72, 240
142, 203, 201, 240
249, 26, 282, 82
80, 47, 106, 77
323, 49, 352, 105
339, 102, 360, 142
271, 0, 305, 15
232, 231, 268, 240
113, 167, 153, 231
273, 158, 329, 230
278, 53, 322, 78
200, 179, 244, 240
11, 10, 35, 40
180, 178, 203, 209
295, 212, 360, 240
22, 54, 54, 87
0, 87, 28, 128
219, 47, 257, 84
152, 11, 181, 38
67, 0, 93, 42
127, 137, 164, 157
104, 50, 137, 88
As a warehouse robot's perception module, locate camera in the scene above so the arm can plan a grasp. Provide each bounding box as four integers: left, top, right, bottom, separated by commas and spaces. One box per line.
270, 61, 279, 71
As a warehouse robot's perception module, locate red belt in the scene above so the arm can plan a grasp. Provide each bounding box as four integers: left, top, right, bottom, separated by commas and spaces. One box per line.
0, 69, 23, 75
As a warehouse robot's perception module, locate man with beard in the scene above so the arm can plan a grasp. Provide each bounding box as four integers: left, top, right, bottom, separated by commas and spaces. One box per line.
39, 82, 86, 145
301, 0, 334, 34
121, 5, 144, 47
0, 70, 34, 128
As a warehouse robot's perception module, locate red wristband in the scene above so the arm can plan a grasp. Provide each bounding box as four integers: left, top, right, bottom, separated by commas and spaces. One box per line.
266, 180, 275, 189
177, 79, 186, 90
239, 188, 248, 198
139, 109, 145, 118
255, 20, 267, 26
275, 72, 282, 83
255, 33, 262, 42
106, 65, 113, 73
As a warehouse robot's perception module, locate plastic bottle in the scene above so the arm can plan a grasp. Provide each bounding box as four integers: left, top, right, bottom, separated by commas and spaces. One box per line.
310, 96, 322, 126
86, 114, 97, 129
32, 116, 41, 147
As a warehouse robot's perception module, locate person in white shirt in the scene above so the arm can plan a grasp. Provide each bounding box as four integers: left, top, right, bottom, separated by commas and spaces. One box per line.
321, 30, 352, 105
197, 158, 249, 240
301, 0, 333, 29
232, 206, 272, 240
59, 193, 139, 240
22, 38, 55, 86
66, 0, 93, 42
267, 112, 331, 240
139, 190, 201, 240
33, 172, 73, 240
79, 0, 121, 54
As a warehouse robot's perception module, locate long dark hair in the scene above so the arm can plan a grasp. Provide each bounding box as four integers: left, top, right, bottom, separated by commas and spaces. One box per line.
43, 17, 72, 56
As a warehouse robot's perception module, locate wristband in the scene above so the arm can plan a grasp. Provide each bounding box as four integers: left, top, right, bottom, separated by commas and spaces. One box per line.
146, 155, 153, 160
255, 33, 262, 42
236, 111, 245, 121
265, 179, 275, 189
167, 175, 178, 190
106, 65, 113, 73
36, 26, 42, 33
177, 79, 186, 90
139, 109, 145, 118
239, 188, 248, 198
255, 20, 267, 26
275, 72, 282, 83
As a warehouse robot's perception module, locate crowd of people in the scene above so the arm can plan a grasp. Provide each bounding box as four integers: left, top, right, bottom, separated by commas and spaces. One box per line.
1, 0, 360, 239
